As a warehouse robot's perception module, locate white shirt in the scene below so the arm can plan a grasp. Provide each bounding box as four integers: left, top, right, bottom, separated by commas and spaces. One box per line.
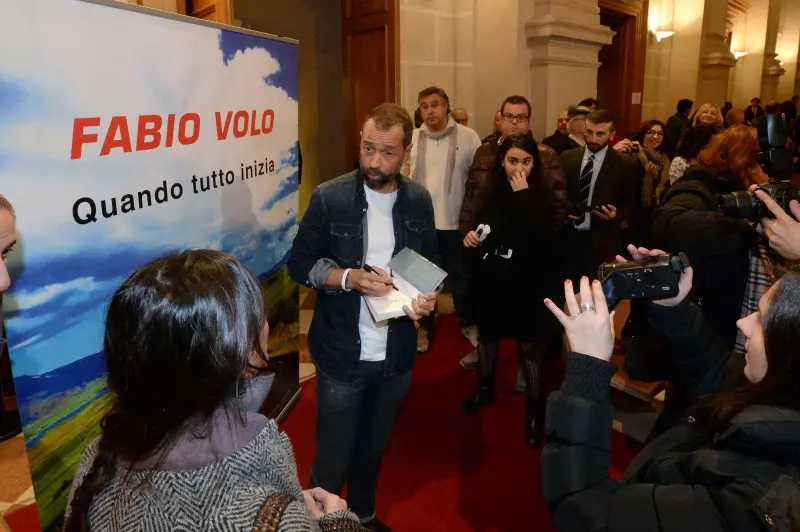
358, 184, 397, 361
574, 145, 609, 231
407, 121, 481, 230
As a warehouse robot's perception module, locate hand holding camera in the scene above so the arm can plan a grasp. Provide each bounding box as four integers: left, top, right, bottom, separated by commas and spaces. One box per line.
613, 245, 694, 307
751, 186, 800, 260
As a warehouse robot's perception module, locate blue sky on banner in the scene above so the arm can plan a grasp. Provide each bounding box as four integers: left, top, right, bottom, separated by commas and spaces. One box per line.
0, 0, 299, 377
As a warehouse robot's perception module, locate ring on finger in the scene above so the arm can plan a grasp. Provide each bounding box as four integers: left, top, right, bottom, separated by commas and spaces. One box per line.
580, 303, 596, 313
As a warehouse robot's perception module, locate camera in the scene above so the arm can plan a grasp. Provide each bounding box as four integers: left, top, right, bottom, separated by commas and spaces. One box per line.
753, 114, 794, 181
719, 182, 799, 220
599, 252, 690, 310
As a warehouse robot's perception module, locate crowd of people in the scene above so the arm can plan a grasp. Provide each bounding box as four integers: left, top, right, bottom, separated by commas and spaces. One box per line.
1, 88, 800, 531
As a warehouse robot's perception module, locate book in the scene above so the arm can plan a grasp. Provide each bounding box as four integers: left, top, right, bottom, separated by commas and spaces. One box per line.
365, 248, 448, 322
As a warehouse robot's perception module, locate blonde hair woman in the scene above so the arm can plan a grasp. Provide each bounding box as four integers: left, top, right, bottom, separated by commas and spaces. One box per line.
691, 103, 724, 129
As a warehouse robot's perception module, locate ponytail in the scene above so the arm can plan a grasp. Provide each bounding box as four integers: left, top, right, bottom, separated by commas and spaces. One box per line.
62, 432, 117, 532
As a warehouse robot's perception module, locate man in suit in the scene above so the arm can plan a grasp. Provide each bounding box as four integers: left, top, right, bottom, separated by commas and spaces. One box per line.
561, 109, 636, 280
744, 97, 765, 124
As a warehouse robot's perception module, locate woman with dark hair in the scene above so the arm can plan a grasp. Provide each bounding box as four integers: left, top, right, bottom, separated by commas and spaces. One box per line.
653, 125, 768, 349
613, 120, 671, 245
668, 125, 716, 184
460, 133, 560, 447
63, 250, 363, 531
541, 246, 800, 531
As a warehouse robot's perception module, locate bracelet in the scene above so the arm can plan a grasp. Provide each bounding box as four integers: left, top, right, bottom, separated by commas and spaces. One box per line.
341, 268, 352, 292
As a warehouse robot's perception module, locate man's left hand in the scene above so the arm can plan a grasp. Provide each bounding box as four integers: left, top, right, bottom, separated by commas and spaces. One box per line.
403, 291, 437, 321
591, 204, 617, 221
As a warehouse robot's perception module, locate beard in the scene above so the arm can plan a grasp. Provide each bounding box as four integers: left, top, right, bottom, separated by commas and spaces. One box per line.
361, 161, 400, 189
587, 140, 608, 153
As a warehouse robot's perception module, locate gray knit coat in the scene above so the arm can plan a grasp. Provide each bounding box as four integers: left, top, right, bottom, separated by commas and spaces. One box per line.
65, 419, 357, 531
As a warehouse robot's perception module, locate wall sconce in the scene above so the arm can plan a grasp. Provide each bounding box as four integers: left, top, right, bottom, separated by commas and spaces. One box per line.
654, 30, 675, 42
733, 51, 748, 59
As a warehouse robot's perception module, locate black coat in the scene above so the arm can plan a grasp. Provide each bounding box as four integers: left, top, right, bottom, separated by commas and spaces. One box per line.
463, 179, 560, 342
542, 300, 800, 531
652, 166, 757, 348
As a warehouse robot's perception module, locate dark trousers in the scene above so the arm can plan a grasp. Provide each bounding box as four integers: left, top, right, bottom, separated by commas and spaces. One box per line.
421, 229, 467, 332
569, 230, 605, 282
309, 362, 412, 521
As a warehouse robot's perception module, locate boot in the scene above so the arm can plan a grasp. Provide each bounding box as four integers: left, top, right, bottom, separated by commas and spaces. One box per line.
460, 376, 496, 414
525, 396, 545, 448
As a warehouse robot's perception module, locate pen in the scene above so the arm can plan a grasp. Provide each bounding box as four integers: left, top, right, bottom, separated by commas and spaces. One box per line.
363, 264, 399, 291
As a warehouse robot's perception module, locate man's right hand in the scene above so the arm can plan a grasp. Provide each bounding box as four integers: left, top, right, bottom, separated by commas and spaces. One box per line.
347, 266, 393, 296
463, 231, 481, 248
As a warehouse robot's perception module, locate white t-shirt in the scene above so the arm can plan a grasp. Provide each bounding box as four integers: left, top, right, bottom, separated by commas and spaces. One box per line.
358, 184, 397, 361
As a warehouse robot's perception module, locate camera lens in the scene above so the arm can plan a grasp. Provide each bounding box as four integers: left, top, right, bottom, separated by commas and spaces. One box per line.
719, 191, 761, 219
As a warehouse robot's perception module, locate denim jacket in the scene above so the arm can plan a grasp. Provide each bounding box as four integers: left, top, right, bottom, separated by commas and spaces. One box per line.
288, 170, 440, 383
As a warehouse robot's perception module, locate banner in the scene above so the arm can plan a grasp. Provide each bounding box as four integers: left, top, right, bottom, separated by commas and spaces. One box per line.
0, 0, 299, 528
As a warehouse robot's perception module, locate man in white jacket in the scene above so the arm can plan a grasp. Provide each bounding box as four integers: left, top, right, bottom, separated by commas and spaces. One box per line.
404, 86, 481, 352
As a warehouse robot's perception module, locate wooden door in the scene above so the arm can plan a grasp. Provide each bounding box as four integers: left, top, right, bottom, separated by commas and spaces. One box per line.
186, 0, 231, 23
598, 0, 648, 140
342, 0, 398, 168
597, 13, 626, 134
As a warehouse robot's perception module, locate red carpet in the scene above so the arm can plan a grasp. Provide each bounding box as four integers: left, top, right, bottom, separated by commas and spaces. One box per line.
281, 314, 642, 531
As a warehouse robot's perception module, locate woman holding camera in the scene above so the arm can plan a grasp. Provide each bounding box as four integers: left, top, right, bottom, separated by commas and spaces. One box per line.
64, 250, 363, 531
653, 125, 767, 348
541, 245, 800, 531
613, 120, 671, 246
460, 134, 560, 447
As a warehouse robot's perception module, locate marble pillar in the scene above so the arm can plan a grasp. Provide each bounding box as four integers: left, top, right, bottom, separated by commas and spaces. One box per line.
525, 0, 614, 140
761, 0, 785, 102
777, 1, 800, 101
735, 0, 769, 106
696, 0, 736, 106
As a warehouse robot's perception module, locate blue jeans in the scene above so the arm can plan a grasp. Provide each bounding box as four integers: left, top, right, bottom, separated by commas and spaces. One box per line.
308, 362, 412, 521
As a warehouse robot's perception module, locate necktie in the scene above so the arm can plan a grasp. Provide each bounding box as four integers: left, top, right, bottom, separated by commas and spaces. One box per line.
578, 154, 595, 224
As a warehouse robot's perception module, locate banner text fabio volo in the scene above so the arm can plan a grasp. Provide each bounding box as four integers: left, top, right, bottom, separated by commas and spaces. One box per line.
70, 110, 276, 160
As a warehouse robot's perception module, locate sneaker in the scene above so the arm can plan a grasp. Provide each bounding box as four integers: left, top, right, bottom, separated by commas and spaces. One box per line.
459, 349, 478, 371
461, 325, 478, 348
362, 517, 392, 532
515, 369, 527, 394
417, 328, 429, 353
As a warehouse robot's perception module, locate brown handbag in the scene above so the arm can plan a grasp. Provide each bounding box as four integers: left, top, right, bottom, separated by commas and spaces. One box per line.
252, 493, 370, 532
252, 493, 293, 532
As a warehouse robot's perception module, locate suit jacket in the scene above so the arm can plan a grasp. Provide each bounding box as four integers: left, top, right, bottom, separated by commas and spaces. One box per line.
542, 133, 580, 156
562, 146, 636, 254
744, 105, 765, 124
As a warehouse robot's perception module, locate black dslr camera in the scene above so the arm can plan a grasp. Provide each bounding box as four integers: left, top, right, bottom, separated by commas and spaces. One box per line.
599, 252, 690, 310
718, 114, 799, 220
719, 182, 799, 220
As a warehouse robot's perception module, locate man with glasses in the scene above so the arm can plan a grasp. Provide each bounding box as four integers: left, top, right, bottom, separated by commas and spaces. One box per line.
458, 95, 568, 371
543, 105, 590, 155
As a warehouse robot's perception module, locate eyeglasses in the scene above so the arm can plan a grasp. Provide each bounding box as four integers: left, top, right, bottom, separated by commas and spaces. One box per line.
502, 113, 530, 123
645, 130, 664, 137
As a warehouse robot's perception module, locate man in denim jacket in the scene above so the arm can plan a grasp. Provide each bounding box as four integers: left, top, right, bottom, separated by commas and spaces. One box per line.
288, 103, 440, 532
